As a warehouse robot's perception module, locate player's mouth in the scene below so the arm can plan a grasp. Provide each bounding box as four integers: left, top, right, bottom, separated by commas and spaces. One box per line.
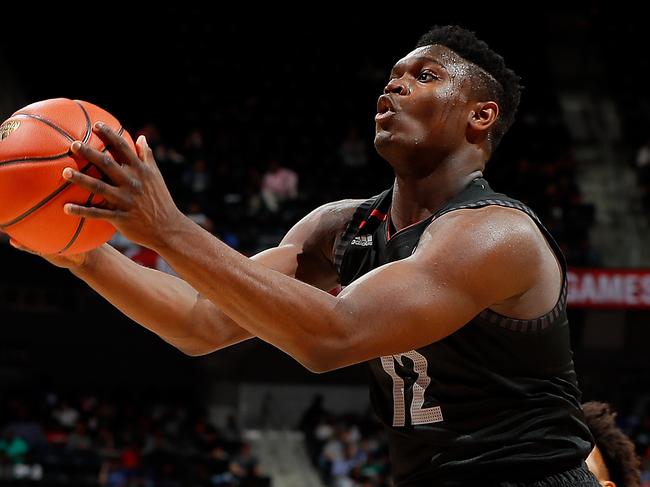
376, 95, 397, 122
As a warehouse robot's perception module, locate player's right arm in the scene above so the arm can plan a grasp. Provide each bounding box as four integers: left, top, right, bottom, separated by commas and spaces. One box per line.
8, 199, 359, 356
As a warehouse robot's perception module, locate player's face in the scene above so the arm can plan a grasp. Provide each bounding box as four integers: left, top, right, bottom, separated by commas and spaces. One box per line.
374, 45, 476, 173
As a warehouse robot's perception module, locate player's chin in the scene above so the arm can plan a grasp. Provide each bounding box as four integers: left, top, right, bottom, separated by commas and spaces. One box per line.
374, 126, 394, 147
374, 130, 400, 161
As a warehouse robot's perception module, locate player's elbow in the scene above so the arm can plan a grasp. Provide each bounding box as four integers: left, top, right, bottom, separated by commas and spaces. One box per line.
290, 306, 357, 373
167, 339, 217, 357
302, 353, 353, 374
288, 342, 334, 374
304, 306, 363, 373
160, 333, 224, 357
300, 355, 339, 374
297, 332, 355, 373
179, 345, 215, 357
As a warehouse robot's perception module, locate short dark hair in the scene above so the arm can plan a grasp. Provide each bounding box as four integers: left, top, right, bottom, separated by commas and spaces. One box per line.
416, 25, 522, 150
582, 401, 641, 487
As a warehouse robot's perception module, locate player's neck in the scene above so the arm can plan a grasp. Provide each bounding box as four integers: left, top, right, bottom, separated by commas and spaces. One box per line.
390, 166, 483, 231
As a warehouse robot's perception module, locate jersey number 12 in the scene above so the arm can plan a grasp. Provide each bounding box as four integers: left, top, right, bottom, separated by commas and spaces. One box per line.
380, 350, 444, 427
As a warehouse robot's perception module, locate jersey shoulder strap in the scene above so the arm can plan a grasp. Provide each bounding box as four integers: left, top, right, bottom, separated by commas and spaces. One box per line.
334, 188, 391, 280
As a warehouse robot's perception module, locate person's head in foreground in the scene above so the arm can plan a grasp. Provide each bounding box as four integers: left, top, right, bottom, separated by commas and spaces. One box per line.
583, 401, 641, 487
374, 24, 522, 176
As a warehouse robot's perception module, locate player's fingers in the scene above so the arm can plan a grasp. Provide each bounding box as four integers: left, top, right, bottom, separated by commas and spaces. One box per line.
62, 168, 131, 207
70, 140, 116, 173
63, 203, 122, 220
135, 135, 158, 170
135, 135, 148, 161
92, 122, 142, 167
135, 135, 145, 161
70, 142, 131, 187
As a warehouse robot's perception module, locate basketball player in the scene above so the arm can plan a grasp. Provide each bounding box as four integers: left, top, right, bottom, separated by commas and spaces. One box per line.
11, 26, 600, 485
583, 401, 641, 487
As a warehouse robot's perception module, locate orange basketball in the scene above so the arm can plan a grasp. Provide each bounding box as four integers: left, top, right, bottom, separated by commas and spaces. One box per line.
0, 98, 134, 255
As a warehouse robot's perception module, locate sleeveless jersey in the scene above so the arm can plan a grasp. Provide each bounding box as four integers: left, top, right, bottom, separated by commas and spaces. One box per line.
334, 178, 594, 485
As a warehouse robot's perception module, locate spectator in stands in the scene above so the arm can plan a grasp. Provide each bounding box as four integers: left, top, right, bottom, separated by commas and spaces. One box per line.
331, 441, 368, 487
229, 441, 263, 482
0, 430, 29, 464
2, 403, 47, 454
260, 158, 298, 213
635, 134, 650, 215
52, 400, 79, 430
635, 134, 650, 170
299, 394, 327, 434
223, 413, 242, 444
67, 421, 93, 452
99, 457, 129, 487
583, 401, 641, 487
207, 444, 231, 484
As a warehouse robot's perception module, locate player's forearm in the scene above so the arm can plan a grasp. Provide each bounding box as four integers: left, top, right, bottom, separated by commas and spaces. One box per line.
70, 243, 250, 355
153, 217, 346, 372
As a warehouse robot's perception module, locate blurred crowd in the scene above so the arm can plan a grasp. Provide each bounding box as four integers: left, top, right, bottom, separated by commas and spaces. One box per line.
0, 391, 269, 487
298, 396, 391, 487
636, 134, 650, 218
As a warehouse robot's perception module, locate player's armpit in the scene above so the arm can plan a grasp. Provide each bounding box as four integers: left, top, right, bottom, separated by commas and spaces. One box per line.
316, 207, 544, 372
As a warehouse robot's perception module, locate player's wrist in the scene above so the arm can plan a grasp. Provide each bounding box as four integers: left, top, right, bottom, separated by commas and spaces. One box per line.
68, 244, 107, 275
149, 210, 193, 254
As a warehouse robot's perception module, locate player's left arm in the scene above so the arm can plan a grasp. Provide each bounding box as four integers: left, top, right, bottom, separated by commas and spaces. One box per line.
63, 125, 544, 373
153, 206, 541, 372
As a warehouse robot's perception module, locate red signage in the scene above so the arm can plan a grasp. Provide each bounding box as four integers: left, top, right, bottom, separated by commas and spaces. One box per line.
567, 268, 650, 309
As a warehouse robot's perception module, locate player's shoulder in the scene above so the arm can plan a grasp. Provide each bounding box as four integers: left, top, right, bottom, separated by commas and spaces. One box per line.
302, 198, 367, 233
282, 198, 366, 252
420, 204, 547, 266
416, 205, 552, 302
433, 203, 540, 238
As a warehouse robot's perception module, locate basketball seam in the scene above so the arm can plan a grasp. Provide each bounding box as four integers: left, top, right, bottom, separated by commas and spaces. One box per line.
57, 193, 93, 254
0, 162, 95, 229
12, 113, 75, 143
0, 153, 70, 167
73, 100, 93, 144
0, 126, 123, 229
2, 102, 92, 166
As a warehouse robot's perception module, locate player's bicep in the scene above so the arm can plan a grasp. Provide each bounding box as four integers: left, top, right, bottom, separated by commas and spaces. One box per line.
328, 210, 539, 369
332, 257, 481, 365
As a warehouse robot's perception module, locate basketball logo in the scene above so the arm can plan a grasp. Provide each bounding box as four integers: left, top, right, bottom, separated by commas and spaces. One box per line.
0, 120, 20, 141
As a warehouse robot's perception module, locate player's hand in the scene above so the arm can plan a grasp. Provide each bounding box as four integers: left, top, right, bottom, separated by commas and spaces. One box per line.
7, 237, 89, 269
62, 123, 185, 250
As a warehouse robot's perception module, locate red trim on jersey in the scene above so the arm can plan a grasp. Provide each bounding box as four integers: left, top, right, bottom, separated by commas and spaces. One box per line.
358, 209, 387, 231
386, 210, 431, 242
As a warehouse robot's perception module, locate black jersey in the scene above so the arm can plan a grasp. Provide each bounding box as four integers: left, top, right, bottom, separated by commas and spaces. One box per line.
335, 178, 594, 485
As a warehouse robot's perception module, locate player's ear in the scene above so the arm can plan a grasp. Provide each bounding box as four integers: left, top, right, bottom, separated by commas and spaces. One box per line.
466, 101, 498, 143
601, 481, 616, 487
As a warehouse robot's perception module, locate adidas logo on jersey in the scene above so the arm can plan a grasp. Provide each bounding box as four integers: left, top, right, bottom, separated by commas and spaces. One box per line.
351, 235, 373, 247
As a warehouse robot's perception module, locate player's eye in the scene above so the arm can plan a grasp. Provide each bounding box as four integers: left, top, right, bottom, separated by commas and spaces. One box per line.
417, 71, 438, 82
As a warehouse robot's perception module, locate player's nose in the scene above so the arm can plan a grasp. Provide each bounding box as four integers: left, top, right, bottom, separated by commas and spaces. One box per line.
383, 77, 410, 96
